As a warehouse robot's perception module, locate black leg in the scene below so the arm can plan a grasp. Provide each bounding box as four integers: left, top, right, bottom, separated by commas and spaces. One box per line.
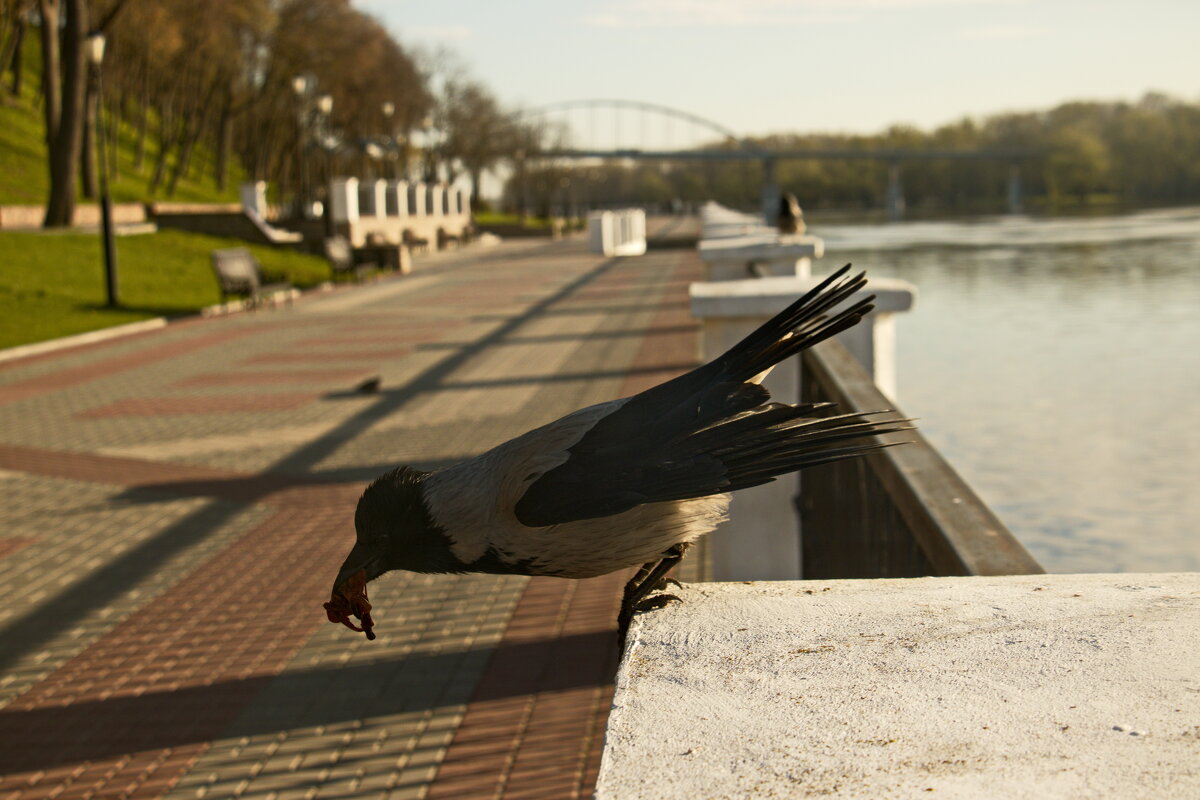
617, 543, 689, 649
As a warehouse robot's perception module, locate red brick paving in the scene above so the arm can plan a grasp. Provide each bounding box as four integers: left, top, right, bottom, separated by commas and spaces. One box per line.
0, 443, 359, 508
177, 368, 372, 387
0, 239, 706, 800
0, 328, 256, 408
78, 393, 321, 417
425, 250, 703, 800
0, 502, 353, 795
240, 346, 415, 364
0, 537, 35, 560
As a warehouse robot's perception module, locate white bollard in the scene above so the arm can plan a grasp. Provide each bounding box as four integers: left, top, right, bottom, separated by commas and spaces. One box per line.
587, 209, 647, 256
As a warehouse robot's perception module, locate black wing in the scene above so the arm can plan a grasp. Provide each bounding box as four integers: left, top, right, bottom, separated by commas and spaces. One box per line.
514, 266, 907, 527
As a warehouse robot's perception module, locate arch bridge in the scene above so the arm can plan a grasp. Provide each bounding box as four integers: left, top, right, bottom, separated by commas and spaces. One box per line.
518, 99, 1040, 220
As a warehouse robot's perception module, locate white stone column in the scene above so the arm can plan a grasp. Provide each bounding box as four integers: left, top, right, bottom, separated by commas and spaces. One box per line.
329, 177, 360, 224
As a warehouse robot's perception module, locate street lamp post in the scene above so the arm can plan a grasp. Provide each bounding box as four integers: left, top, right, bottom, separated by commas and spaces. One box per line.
381, 101, 395, 179
291, 75, 310, 218
87, 32, 118, 307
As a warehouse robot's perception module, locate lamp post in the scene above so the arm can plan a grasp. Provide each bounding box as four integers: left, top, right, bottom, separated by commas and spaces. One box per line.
87, 32, 118, 307
291, 75, 311, 218
381, 101, 395, 179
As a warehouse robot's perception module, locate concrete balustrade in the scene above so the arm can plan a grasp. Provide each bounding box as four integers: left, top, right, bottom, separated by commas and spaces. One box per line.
587, 209, 647, 257
698, 235, 823, 280
328, 177, 470, 248
686, 202, 915, 581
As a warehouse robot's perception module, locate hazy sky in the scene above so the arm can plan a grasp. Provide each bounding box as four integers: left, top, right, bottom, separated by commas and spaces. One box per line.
357, 0, 1199, 139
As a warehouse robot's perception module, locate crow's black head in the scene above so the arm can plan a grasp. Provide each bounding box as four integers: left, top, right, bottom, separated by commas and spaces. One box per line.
326, 466, 457, 639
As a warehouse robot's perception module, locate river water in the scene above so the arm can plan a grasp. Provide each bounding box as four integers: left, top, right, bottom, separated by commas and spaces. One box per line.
810, 207, 1200, 574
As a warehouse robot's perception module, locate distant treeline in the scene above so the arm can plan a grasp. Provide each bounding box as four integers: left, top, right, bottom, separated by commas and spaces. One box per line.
508, 94, 1200, 215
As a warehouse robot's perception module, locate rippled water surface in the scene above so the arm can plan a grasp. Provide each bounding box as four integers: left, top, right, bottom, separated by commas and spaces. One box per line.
811, 207, 1200, 573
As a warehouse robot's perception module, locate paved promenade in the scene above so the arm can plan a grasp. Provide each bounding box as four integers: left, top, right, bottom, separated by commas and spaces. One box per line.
0, 221, 705, 800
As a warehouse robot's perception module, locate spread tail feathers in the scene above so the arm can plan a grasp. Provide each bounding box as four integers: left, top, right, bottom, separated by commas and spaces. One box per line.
716, 264, 872, 384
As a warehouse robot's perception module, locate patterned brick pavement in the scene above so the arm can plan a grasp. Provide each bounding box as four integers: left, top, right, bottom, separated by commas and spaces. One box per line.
0, 221, 706, 799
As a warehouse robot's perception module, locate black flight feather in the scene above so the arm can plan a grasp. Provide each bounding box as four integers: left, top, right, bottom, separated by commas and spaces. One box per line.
514, 265, 901, 527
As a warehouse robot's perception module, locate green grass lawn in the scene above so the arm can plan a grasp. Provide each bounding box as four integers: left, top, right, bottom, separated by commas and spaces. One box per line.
0, 229, 332, 349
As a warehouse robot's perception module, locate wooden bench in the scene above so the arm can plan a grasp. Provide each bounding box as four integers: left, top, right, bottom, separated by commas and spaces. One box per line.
210, 247, 293, 308
323, 236, 374, 283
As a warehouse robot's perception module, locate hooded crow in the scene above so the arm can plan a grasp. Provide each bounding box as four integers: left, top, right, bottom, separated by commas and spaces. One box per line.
325, 265, 909, 641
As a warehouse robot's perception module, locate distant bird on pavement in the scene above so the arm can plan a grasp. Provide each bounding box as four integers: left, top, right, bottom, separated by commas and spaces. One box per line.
355, 375, 382, 394
325, 265, 909, 642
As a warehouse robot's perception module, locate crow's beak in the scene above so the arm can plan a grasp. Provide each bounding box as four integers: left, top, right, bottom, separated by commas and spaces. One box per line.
324, 543, 378, 640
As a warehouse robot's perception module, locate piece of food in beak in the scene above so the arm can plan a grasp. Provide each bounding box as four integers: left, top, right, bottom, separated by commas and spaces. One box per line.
324, 567, 375, 640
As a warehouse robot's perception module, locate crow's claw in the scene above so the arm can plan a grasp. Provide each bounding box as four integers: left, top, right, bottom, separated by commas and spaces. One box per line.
655, 577, 682, 592
634, 593, 681, 614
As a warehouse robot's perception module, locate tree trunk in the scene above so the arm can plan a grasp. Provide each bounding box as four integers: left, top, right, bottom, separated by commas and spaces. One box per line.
469, 166, 482, 210
167, 95, 212, 197
43, 0, 88, 228
215, 86, 233, 190
134, 60, 147, 170
37, 0, 61, 144
149, 100, 177, 196
3, 13, 27, 96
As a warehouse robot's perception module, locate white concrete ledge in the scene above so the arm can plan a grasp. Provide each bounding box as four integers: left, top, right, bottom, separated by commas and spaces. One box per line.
697, 235, 825, 262
597, 574, 1200, 800
690, 274, 915, 317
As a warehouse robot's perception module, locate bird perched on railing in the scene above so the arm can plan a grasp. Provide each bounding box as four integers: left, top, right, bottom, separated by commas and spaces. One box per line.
325, 265, 909, 643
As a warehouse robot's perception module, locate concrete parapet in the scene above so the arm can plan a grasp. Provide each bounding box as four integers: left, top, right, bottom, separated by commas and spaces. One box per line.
597, 573, 1200, 800
698, 234, 824, 280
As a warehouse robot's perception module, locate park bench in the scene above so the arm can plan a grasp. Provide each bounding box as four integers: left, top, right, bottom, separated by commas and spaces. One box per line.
210, 247, 293, 308
402, 228, 430, 254
323, 236, 374, 283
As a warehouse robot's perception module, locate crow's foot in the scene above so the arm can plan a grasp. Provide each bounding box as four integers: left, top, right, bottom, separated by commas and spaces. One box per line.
634, 593, 681, 614
617, 543, 690, 650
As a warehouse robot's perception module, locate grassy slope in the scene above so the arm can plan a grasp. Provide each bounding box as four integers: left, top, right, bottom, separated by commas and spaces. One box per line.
0, 31, 242, 206
0, 34, 335, 351
0, 229, 332, 349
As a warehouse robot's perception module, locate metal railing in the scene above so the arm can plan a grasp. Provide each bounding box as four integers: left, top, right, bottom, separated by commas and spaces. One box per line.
797, 339, 1043, 579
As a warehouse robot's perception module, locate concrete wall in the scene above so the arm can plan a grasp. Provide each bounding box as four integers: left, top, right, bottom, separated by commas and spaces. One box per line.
0, 203, 147, 230
598, 574, 1200, 800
